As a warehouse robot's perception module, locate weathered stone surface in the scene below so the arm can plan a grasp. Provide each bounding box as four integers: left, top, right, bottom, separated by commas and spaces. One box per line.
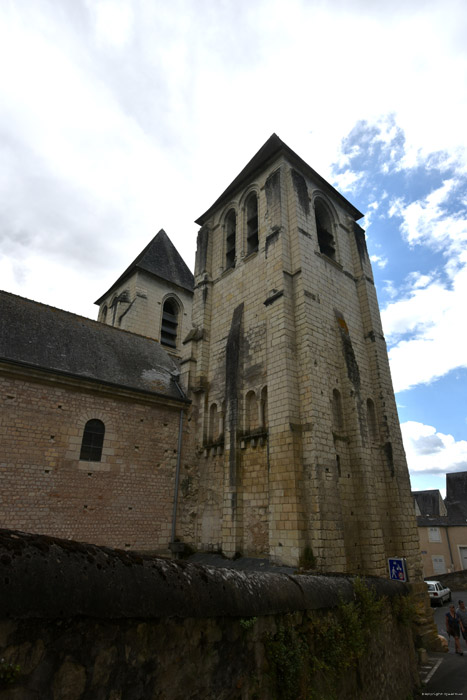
0, 531, 420, 700
0, 529, 406, 620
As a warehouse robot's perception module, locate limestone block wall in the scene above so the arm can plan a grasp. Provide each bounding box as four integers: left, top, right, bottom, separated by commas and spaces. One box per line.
0, 370, 195, 553
0, 530, 421, 700
97, 270, 193, 354
186, 150, 422, 579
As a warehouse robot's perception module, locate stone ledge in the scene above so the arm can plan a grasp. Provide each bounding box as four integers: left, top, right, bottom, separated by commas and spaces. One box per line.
0, 529, 409, 620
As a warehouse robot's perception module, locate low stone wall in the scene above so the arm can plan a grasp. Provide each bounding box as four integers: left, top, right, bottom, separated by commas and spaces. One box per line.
428, 570, 467, 591
0, 530, 420, 699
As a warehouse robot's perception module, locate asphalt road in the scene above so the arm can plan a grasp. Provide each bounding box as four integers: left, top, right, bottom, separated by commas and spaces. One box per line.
423, 589, 467, 696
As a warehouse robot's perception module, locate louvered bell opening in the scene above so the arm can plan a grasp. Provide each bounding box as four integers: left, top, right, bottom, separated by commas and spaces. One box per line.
161, 311, 177, 348
226, 234, 235, 268
247, 214, 258, 254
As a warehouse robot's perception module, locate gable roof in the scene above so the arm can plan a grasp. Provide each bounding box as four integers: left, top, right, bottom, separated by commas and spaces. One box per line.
413, 490, 445, 518
0, 291, 188, 403
95, 229, 194, 305
413, 478, 467, 527
195, 133, 364, 226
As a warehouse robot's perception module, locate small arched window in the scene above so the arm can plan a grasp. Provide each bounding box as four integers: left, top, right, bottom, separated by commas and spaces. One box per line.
101, 305, 108, 323
80, 419, 105, 462
209, 403, 218, 443
315, 200, 336, 260
260, 386, 268, 428
332, 389, 344, 430
366, 398, 378, 442
161, 298, 179, 349
225, 209, 236, 269
246, 390, 258, 433
246, 193, 259, 255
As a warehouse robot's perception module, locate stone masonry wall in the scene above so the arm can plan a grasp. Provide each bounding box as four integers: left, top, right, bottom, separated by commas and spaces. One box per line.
98, 270, 193, 356
0, 530, 420, 700
0, 370, 195, 553
186, 149, 422, 580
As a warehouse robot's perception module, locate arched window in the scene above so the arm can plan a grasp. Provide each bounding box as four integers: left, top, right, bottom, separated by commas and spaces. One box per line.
161, 298, 179, 349
225, 209, 236, 269
80, 419, 105, 462
246, 193, 259, 255
246, 390, 258, 433
315, 200, 336, 260
209, 403, 218, 443
332, 389, 344, 430
260, 386, 268, 428
101, 305, 108, 323
366, 398, 378, 442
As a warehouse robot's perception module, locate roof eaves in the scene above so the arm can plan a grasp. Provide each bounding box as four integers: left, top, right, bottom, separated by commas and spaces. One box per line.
0, 357, 190, 405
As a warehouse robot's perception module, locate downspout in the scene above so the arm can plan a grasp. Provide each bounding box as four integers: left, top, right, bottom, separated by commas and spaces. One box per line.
170, 370, 185, 554
445, 526, 455, 572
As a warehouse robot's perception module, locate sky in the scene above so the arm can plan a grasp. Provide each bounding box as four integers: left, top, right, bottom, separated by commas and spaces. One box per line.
1, 0, 466, 496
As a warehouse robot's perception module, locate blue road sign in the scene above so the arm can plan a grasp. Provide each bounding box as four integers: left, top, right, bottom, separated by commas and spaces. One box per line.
388, 557, 408, 582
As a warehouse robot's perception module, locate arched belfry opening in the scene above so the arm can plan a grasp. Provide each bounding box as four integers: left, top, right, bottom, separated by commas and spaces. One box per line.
315, 199, 336, 260
225, 209, 236, 269
161, 297, 179, 349
245, 192, 259, 255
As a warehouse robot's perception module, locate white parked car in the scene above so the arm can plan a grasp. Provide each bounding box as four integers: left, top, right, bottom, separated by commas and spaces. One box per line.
426, 580, 451, 606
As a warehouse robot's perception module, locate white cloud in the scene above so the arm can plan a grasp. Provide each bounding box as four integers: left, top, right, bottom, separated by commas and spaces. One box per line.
383, 263, 467, 392
381, 172, 467, 392
391, 179, 467, 253
0, 0, 467, 321
402, 421, 467, 477
370, 254, 388, 269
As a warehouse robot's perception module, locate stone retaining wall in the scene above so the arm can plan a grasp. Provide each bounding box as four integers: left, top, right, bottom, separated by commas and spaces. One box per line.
0, 530, 420, 699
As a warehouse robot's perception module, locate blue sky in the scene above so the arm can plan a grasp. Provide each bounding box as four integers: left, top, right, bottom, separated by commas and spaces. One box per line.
0, 0, 466, 496
331, 116, 467, 494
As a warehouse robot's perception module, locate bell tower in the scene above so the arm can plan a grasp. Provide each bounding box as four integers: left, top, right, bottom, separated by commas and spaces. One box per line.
183, 134, 422, 580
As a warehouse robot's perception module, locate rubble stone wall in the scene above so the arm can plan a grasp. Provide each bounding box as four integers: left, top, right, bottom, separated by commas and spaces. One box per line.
0, 531, 420, 700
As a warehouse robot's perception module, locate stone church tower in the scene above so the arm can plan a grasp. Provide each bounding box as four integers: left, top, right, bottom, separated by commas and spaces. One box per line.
182, 134, 421, 578
95, 228, 193, 356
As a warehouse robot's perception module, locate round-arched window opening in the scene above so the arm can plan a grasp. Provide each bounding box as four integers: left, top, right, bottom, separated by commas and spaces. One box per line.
161, 298, 179, 349
315, 200, 336, 260
246, 193, 259, 255
225, 209, 236, 269
80, 419, 105, 462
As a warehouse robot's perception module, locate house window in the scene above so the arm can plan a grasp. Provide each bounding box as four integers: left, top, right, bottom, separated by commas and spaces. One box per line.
161, 298, 179, 349
225, 209, 236, 269
80, 419, 105, 462
246, 193, 259, 255
432, 555, 446, 575
315, 199, 336, 259
428, 527, 442, 543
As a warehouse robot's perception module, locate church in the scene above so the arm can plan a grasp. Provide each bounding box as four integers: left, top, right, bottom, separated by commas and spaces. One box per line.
0, 134, 422, 580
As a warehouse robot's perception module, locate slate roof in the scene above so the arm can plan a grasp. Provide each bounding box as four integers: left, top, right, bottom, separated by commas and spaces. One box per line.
195, 133, 364, 226
445, 472, 467, 525
413, 476, 467, 527
95, 229, 194, 305
0, 291, 188, 403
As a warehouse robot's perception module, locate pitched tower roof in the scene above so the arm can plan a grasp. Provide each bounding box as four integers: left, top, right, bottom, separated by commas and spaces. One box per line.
95, 229, 194, 305
195, 133, 364, 226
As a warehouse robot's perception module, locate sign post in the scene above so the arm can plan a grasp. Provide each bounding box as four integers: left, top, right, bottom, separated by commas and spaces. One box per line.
388, 557, 408, 582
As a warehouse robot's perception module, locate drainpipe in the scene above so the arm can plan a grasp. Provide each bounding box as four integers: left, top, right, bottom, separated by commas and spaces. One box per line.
170, 371, 185, 556
445, 526, 454, 571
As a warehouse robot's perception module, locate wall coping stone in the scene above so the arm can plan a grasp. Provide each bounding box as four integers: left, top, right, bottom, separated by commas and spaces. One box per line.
0, 529, 408, 620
